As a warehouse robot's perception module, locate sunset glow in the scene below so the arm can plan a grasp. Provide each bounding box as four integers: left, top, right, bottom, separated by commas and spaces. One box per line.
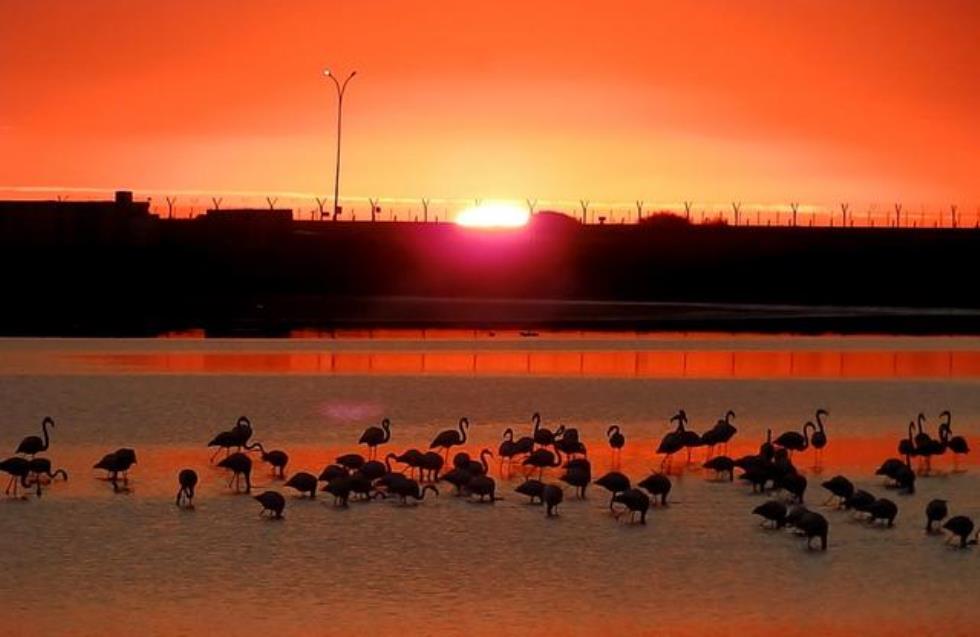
455, 201, 530, 227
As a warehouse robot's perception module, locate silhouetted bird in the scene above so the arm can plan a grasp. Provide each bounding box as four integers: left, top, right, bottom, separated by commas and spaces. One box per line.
318, 464, 349, 483
594, 471, 631, 509
844, 489, 876, 516
462, 449, 493, 477
612, 488, 650, 524
777, 473, 807, 503
522, 448, 562, 480
388, 449, 425, 479
784, 505, 811, 529
359, 460, 387, 482
176, 469, 198, 507
810, 409, 829, 467
466, 475, 496, 503
925, 499, 947, 532
914, 413, 945, 473
657, 411, 688, 472
867, 498, 898, 527
207, 417, 252, 462
419, 451, 445, 482
430, 418, 469, 459
359, 417, 392, 459
637, 473, 671, 505
703, 455, 735, 481
939, 412, 969, 470
531, 412, 564, 447
703, 410, 737, 457
942, 515, 976, 548
542, 483, 563, 517
821, 475, 854, 507
606, 425, 626, 457
515, 478, 545, 504
774, 421, 814, 456
796, 511, 829, 550
255, 490, 285, 519
26, 457, 67, 496
321, 475, 354, 507
440, 467, 473, 495
389, 479, 438, 505
752, 500, 788, 528
16, 417, 54, 457
898, 421, 917, 466
217, 452, 252, 493
335, 453, 366, 472
245, 442, 289, 478
284, 472, 318, 498
1, 457, 31, 496
94, 448, 137, 488
560, 460, 591, 499
759, 428, 775, 462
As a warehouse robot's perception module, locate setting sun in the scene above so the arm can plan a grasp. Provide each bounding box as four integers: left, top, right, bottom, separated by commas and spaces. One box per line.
455, 201, 530, 228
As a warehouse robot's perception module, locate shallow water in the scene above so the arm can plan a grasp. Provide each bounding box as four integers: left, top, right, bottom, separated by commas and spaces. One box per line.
1, 334, 979, 636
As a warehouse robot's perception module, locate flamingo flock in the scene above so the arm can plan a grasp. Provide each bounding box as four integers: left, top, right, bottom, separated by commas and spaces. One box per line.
2, 409, 976, 551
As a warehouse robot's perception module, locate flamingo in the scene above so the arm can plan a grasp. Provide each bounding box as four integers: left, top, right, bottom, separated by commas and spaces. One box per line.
637, 473, 671, 505
522, 447, 563, 480
176, 469, 198, 507
207, 417, 253, 462
430, 418, 469, 459
612, 489, 650, 524
656, 411, 687, 472
821, 475, 854, 507
542, 483, 563, 517
897, 421, 917, 467
245, 442, 289, 478
388, 479, 438, 505
93, 449, 137, 488
318, 464, 349, 483
594, 471, 630, 509
515, 479, 545, 504
867, 498, 898, 527
254, 491, 285, 519
796, 511, 829, 550
752, 500, 788, 528
358, 418, 391, 459
26, 458, 68, 496
939, 411, 969, 471
284, 472, 318, 498
925, 499, 948, 532
16, 417, 54, 457
321, 475, 354, 507
810, 409, 829, 467
466, 475, 496, 503
774, 421, 813, 457
703, 455, 735, 481
559, 459, 591, 499
217, 452, 252, 493
1, 457, 31, 496
531, 413, 563, 447
335, 453, 366, 472
606, 425, 625, 465
943, 515, 976, 548
419, 452, 445, 482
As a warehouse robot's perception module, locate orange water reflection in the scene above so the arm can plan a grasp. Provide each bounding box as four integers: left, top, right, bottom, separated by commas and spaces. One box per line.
69, 349, 980, 379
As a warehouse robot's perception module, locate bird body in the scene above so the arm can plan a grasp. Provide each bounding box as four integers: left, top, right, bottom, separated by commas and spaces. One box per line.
703, 455, 735, 481
943, 515, 976, 548
16, 417, 54, 457
796, 511, 829, 550
176, 469, 198, 507
638, 473, 671, 505
606, 425, 626, 451
284, 472, 318, 498
1, 456, 32, 496
466, 475, 496, 502
245, 442, 289, 478
612, 488, 650, 524
542, 483, 563, 516
255, 491, 285, 518
867, 498, 898, 526
430, 418, 469, 457
217, 452, 252, 493
925, 499, 948, 532
207, 417, 252, 461
752, 500, 787, 528
358, 418, 392, 458
821, 475, 854, 506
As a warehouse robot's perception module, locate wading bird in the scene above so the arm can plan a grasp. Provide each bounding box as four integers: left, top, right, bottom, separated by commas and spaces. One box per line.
176, 469, 198, 508
638, 473, 671, 505
217, 452, 252, 493
207, 417, 253, 462
943, 515, 976, 548
430, 418, 469, 459
612, 488, 650, 524
515, 479, 545, 504
594, 472, 631, 509
359, 417, 392, 459
925, 499, 947, 532
245, 442, 289, 478
1, 457, 31, 496
606, 425, 625, 465
255, 491, 285, 519
542, 483, 563, 517
284, 472, 318, 498
16, 417, 55, 458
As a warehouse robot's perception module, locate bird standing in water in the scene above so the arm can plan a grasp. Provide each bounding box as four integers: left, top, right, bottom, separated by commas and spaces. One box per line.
176, 469, 198, 508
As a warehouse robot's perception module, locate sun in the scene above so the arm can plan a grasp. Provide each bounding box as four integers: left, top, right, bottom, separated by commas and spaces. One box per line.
455, 201, 530, 228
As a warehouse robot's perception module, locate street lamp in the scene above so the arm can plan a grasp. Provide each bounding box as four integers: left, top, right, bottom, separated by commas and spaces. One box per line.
323, 68, 357, 220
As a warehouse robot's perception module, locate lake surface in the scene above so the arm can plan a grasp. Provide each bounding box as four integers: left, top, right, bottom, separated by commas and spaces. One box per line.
1, 333, 979, 636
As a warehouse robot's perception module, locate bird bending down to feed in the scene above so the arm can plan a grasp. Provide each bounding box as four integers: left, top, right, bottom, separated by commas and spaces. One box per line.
217, 452, 252, 493
176, 469, 198, 507
255, 491, 285, 519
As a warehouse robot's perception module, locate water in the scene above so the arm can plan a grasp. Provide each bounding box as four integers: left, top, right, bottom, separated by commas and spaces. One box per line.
1, 334, 978, 636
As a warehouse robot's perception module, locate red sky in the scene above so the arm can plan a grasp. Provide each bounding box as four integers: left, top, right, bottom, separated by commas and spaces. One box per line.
1, 0, 978, 208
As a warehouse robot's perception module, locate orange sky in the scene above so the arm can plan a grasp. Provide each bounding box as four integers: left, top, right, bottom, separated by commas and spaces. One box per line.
1, 0, 978, 207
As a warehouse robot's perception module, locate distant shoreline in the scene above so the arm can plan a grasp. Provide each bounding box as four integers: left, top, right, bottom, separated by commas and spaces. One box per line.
3, 296, 980, 337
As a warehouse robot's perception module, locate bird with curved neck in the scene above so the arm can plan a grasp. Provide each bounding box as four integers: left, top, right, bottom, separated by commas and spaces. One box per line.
430, 418, 469, 460
939, 411, 969, 472
810, 409, 828, 468
359, 417, 392, 459
16, 417, 54, 458
531, 412, 564, 448
774, 421, 813, 457
606, 425, 625, 468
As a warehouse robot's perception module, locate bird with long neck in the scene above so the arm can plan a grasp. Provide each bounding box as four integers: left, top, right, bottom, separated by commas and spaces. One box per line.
16, 417, 54, 457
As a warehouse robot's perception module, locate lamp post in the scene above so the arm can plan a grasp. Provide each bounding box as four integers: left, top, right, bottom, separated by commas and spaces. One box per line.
323, 68, 357, 220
